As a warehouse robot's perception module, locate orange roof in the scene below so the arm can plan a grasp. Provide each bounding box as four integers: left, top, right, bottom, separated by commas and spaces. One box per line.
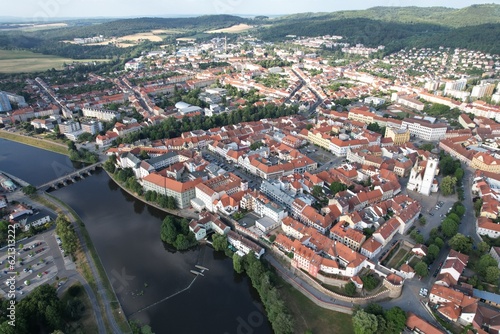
406, 313, 444, 334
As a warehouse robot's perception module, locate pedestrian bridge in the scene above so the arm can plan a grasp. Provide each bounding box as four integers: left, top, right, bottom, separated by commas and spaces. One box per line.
37, 162, 102, 190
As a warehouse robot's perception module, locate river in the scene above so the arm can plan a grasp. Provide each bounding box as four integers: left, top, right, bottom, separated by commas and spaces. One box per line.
0, 139, 272, 334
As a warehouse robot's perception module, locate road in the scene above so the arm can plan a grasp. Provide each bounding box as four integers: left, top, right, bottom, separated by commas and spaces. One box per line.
460, 167, 482, 244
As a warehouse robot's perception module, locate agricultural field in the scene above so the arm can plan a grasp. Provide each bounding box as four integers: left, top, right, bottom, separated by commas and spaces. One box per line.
0, 50, 106, 73
206, 23, 254, 33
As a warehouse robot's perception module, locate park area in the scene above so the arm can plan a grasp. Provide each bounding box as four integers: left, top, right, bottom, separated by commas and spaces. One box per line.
0, 50, 106, 73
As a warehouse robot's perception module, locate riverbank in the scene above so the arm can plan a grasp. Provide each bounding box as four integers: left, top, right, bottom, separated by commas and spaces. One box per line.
39, 192, 131, 333
0, 130, 69, 156
104, 169, 199, 220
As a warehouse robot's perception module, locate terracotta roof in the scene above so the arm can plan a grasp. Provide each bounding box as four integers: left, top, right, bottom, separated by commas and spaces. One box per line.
406, 312, 444, 334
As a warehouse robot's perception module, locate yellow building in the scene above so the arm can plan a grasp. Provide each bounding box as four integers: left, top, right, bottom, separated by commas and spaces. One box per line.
385, 126, 410, 145
471, 152, 500, 173
307, 129, 332, 150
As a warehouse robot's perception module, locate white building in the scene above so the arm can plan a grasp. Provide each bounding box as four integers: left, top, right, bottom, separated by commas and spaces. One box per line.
401, 118, 447, 141
407, 158, 439, 196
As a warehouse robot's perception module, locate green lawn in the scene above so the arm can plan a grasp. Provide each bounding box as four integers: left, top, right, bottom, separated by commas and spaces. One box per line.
386, 248, 410, 269
0, 50, 107, 73
0, 131, 69, 155
277, 277, 354, 334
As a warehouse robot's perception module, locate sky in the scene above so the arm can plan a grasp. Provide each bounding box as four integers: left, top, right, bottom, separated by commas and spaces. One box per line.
4, 0, 500, 20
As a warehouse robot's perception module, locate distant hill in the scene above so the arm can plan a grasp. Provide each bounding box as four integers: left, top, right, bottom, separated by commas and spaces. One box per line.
48, 15, 249, 39
271, 4, 500, 28
257, 4, 500, 54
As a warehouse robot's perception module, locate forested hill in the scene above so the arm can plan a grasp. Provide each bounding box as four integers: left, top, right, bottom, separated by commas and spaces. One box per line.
270, 4, 500, 28
0, 14, 248, 60
256, 4, 500, 54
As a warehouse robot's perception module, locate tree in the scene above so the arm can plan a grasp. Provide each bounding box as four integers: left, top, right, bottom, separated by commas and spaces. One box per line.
330, 181, 347, 195
233, 253, 244, 274
454, 168, 464, 181
414, 261, 428, 277
477, 255, 498, 277
212, 234, 229, 253
352, 310, 378, 334
22, 185, 37, 195
361, 275, 379, 291
364, 303, 384, 316
442, 218, 458, 238
474, 198, 483, 217
478, 241, 490, 253
448, 234, 472, 254
344, 281, 357, 296
448, 213, 461, 224
485, 266, 500, 284
452, 202, 466, 217
434, 237, 444, 249
419, 216, 426, 225
441, 176, 457, 196
160, 217, 177, 244
420, 143, 434, 152
384, 307, 407, 333
427, 244, 440, 260
312, 185, 323, 198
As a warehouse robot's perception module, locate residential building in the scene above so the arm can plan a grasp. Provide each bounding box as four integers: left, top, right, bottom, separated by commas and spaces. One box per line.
0, 92, 12, 112
384, 126, 410, 145
82, 107, 121, 121
142, 173, 202, 209
405, 312, 444, 334
401, 118, 447, 141
227, 231, 265, 259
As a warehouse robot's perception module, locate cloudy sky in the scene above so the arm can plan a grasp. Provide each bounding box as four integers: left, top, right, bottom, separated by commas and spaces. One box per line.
5, 0, 499, 19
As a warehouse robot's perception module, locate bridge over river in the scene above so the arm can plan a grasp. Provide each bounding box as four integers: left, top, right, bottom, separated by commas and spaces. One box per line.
36, 162, 102, 190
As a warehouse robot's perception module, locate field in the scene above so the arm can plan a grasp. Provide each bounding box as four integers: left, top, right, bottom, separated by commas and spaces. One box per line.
83, 29, 183, 48
0, 130, 69, 155
0, 50, 106, 73
206, 23, 254, 34
385, 248, 411, 269
277, 276, 354, 334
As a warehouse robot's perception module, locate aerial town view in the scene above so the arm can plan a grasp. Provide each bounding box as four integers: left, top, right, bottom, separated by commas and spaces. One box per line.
1, 1, 500, 333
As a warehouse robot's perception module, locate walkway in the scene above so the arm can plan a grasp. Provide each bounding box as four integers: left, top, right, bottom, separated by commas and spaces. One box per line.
264, 253, 353, 314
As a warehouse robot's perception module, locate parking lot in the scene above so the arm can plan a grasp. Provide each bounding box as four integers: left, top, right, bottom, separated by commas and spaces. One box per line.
202, 150, 262, 189
0, 229, 69, 300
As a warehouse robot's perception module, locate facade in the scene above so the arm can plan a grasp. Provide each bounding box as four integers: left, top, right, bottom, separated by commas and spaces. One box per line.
384, 126, 410, 145
82, 107, 121, 121
0, 92, 12, 112
142, 173, 202, 209
401, 118, 447, 141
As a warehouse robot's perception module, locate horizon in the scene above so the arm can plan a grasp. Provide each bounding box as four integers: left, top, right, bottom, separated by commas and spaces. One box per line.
2, 0, 498, 21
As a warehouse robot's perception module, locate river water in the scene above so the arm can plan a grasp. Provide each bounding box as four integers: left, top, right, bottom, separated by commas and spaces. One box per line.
0, 138, 272, 334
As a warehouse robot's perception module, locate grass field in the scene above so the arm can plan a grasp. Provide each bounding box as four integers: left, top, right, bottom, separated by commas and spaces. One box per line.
0, 131, 69, 155
277, 277, 354, 334
206, 23, 254, 33
0, 50, 106, 73
386, 248, 411, 269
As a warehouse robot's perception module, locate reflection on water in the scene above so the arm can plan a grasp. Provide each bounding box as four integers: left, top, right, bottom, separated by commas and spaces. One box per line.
1, 139, 272, 333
